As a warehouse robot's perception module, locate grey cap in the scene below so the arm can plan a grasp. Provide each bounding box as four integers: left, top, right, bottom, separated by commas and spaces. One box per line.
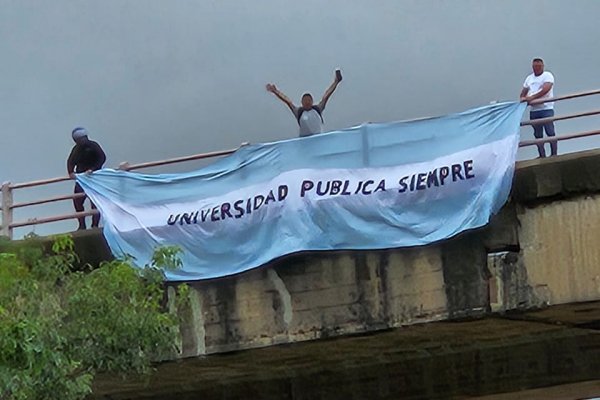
72, 127, 88, 140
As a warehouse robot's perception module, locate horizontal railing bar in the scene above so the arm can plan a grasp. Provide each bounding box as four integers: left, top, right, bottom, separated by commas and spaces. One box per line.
11, 193, 86, 209
519, 129, 600, 147
9, 210, 99, 229
9, 145, 246, 195
528, 88, 600, 105
125, 147, 240, 171
11, 175, 72, 190
520, 109, 600, 126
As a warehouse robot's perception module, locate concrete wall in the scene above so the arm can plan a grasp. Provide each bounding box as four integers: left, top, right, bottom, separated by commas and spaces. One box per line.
173, 236, 488, 356
489, 149, 600, 312
519, 194, 600, 304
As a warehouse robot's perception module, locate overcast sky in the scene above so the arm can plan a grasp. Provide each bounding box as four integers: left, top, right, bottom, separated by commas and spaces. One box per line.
2, 0, 600, 236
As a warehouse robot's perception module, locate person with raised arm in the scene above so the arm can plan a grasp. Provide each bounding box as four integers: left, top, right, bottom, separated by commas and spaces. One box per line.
266, 69, 343, 137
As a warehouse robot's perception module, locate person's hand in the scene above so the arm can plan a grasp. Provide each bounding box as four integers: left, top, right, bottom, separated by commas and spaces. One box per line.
520, 96, 535, 104
334, 69, 342, 83
69, 172, 76, 179
266, 83, 277, 93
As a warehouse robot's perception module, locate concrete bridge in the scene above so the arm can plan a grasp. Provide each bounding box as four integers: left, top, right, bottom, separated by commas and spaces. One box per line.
8, 149, 600, 399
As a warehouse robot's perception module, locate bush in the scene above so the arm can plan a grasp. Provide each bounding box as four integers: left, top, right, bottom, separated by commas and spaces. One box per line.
0, 235, 184, 400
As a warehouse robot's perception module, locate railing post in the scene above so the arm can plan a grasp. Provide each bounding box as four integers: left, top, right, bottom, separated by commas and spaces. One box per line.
1, 182, 13, 240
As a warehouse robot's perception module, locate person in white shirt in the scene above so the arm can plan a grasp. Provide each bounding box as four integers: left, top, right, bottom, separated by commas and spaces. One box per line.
266, 69, 342, 137
520, 58, 557, 157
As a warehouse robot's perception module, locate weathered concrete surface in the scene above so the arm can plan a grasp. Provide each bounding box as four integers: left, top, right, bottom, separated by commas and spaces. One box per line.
481, 203, 520, 253
463, 379, 600, 400
488, 195, 600, 309
174, 245, 459, 356
487, 251, 544, 312
485, 149, 600, 310
506, 300, 600, 328
517, 193, 600, 305
0, 228, 111, 270
92, 302, 600, 400
441, 233, 489, 318
513, 148, 600, 203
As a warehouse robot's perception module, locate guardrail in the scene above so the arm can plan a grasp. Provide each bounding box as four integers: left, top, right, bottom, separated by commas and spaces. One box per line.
2, 90, 600, 240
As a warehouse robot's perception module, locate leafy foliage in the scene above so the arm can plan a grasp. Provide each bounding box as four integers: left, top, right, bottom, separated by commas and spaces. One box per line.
0, 235, 185, 400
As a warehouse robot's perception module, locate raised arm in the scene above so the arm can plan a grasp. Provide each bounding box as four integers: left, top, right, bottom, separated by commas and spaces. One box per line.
318, 71, 342, 110
266, 83, 296, 114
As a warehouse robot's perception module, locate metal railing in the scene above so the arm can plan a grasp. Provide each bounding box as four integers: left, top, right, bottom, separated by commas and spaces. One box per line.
0, 144, 245, 239
2, 90, 600, 240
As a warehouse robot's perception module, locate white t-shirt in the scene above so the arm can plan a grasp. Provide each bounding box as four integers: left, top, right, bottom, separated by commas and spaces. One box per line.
295, 105, 324, 137
523, 71, 555, 111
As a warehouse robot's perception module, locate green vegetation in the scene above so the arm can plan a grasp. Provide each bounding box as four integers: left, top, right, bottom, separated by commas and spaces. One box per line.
0, 235, 185, 400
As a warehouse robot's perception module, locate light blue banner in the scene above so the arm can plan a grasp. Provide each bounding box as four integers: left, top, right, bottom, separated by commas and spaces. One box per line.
77, 102, 526, 281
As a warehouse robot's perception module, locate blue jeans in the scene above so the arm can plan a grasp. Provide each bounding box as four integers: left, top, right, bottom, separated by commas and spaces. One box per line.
530, 109, 557, 157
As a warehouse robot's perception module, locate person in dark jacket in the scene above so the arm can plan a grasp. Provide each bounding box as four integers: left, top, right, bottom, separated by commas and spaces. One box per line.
67, 127, 106, 230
